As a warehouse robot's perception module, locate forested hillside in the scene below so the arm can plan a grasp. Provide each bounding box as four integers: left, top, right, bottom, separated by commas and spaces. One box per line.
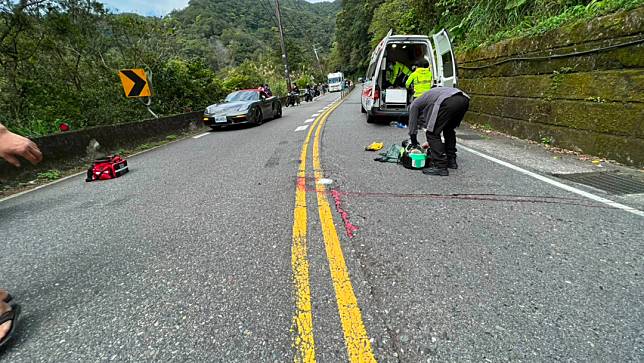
331, 0, 643, 75
0, 0, 339, 137
170, 0, 339, 70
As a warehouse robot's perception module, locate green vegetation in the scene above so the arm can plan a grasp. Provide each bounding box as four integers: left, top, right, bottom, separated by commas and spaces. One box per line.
332, 0, 643, 75
541, 136, 554, 146
0, 0, 339, 137
37, 169, 62, 181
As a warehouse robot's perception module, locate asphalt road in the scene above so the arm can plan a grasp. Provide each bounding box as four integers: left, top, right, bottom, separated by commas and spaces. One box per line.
1, 89, 642, 362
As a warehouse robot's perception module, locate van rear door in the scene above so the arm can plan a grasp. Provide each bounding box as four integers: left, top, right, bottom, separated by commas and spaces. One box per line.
432, 29, 457, 87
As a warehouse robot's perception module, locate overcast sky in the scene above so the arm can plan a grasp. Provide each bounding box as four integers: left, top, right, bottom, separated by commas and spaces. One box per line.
102, 0, 333, 17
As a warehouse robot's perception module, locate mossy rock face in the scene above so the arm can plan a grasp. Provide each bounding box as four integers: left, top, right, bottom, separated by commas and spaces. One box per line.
459, 41, 644, 78
465, 112, 644, 167
460, 70, 644, 103
454, 6, 644, 167
468, 95, 644, 137
457, 6, 644, 63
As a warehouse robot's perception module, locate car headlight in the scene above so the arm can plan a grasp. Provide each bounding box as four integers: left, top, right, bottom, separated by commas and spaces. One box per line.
206, 105, 218, 114
238, 104, 250, 112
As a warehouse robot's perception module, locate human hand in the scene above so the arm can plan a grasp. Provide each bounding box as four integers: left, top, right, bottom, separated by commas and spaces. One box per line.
0, 125, 43, 167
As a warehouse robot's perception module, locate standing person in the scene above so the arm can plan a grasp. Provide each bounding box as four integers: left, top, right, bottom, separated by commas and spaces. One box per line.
0, 123, 43, 349
263, 84, 272, 97
292, 84, 300, 105
407, 87, 470, 176
405, 61, 433, 99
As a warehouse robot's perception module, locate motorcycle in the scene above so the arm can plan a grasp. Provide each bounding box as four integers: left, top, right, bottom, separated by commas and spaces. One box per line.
286, 90, 300, 107
304, 88, 314, 102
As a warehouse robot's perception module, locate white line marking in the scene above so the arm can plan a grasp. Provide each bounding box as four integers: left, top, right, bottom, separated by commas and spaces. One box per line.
304, 118, 315, 123
295, 125, 309, 132
0, 130, 199, 204
318, 109, 325, 112
192, 132, 210, 139
0, 171, 85, 204
311, 113, 319, 117
459, 144, 644, 217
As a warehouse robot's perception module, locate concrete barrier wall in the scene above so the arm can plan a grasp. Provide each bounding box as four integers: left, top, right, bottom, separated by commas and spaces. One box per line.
0, 111, 203, 179
457, 7, 644, 167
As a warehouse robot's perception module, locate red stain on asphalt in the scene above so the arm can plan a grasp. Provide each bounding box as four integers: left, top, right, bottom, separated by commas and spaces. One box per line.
296, 176, 306, 192
293, 178, 609, 237
330, 189, 359, 238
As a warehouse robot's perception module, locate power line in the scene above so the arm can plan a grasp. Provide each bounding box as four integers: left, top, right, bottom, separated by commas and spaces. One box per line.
258, 0, 279, 29
279, 1, 325, 71
273, 0, 293, 90
459, 38, 644, 70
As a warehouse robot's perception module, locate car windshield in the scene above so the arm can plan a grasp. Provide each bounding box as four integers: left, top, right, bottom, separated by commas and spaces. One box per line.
225, 91, 259, 102
328, 77, 342, 84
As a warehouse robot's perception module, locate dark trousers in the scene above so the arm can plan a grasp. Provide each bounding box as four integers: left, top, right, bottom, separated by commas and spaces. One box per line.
426, 94, 469, 169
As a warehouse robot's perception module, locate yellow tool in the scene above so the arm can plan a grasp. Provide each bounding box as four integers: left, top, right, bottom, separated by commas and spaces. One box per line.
365, 142, 384, 151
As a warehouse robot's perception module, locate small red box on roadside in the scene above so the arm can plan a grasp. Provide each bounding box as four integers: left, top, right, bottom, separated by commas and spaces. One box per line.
85, 155, 128, 182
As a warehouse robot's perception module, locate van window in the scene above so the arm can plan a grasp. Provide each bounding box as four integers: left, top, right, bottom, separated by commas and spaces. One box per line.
441, 51, 454, 78
385, 43, 430, 69
366, 61, 377, 81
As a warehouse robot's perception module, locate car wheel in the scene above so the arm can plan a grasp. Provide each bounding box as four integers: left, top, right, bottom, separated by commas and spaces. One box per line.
249, 107, 262, 125
274, 102, 282, 119
361, 104, 366, 113
366, 112, 375, 124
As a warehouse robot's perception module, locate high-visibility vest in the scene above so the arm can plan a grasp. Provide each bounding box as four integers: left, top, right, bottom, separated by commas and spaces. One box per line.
405, 67, 433, 98
387, 62, 411, 85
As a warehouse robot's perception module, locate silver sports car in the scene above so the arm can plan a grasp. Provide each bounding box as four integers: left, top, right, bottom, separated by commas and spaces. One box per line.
203, 89, 282, 129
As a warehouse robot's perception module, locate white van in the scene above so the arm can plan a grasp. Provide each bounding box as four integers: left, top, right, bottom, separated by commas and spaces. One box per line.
360, 29, 457, 123
328, 72, 344, 92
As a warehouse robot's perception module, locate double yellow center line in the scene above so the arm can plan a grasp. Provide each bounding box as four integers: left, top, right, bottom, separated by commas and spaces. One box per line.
291, 98, 376, 363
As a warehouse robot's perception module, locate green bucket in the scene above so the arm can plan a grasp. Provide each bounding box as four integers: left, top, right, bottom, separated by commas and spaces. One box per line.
409, 152, 426, 168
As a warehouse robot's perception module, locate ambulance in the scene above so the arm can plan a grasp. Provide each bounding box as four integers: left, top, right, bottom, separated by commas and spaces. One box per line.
360, 29, 457, 123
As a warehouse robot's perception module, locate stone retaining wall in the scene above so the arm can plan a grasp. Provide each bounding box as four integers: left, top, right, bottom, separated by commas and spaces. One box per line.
0, 111, 203, 179
457, 7, 644, 167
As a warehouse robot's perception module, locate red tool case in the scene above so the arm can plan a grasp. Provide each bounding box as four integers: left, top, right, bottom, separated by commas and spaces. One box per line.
85, 155, 129, 182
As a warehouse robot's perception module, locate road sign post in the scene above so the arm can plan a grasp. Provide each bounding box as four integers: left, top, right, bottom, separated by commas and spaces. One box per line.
118, 68, 158, 118
118, 69, 151, 98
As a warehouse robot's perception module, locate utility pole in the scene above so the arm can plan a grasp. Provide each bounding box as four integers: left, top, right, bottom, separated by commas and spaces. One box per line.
312, 46, 323, 74
274, 0, 292, 91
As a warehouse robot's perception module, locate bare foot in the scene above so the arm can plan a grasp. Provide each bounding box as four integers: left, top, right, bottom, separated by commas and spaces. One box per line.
0, 302, 12, 342
0, 289, 8, 302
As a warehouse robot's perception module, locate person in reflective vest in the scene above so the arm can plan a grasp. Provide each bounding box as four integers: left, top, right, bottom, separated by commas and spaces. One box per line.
405, 61, 433, 98
387, 61, 411, 87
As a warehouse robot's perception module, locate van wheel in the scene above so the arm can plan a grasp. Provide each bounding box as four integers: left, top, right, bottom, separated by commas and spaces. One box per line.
366, 112, 375, 124
361, 104, 366, 114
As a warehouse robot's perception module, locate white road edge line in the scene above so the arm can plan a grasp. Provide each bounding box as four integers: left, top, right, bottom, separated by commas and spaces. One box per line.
192, 132, 210, 139
295, 125, 309, 132
0, 131, 198, 204
459, 144, 644, 217
311, 113, 320, 117
304, 118, 315, 123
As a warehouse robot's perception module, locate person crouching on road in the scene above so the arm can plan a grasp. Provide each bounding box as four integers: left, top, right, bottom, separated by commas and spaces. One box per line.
408, 86, 470, 176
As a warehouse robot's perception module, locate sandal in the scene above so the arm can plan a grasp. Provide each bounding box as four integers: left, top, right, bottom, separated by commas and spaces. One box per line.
0, 303, 20, 350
